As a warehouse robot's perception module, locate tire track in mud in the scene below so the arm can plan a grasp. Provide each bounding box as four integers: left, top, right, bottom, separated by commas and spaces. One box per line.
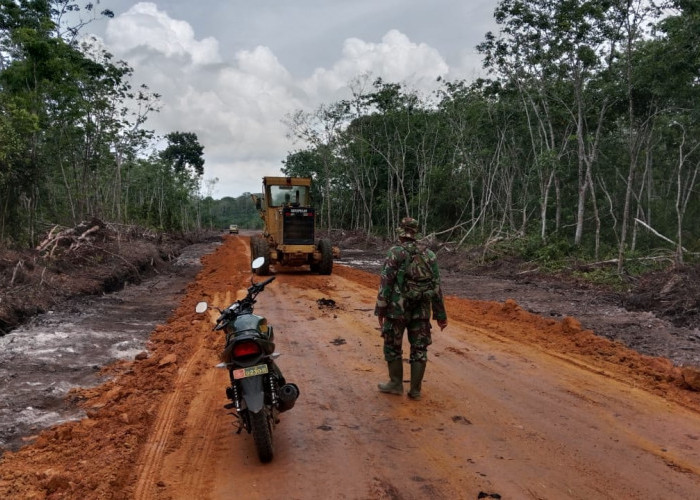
133, 236, 251, 499
252, 273, 479, 498
156, 324, 227, 498
207, 275, 382, 498
133, 332, 207, 499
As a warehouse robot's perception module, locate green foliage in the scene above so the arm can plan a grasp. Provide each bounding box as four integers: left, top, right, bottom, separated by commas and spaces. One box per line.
516, 236, 578, 266
160, 131, 205, 177
2, 0, 698, 274
279, 0, 698, 273
0, 1, 207, 243
199, 193, 262, 230
620, 253, 671, 276
570, 268, 627, 289
282, 149, 323, 202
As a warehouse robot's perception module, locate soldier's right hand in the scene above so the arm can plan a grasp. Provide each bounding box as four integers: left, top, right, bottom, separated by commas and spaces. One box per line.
378, 315, 385, 330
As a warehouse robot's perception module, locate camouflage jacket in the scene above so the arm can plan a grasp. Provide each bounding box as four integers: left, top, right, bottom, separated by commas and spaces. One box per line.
374, 241, 447, 321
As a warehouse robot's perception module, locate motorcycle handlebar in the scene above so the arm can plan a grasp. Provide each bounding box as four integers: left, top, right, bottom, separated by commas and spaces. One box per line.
259, 276, 275, 288
213, 277, 275, 330
249, 276, 275, 294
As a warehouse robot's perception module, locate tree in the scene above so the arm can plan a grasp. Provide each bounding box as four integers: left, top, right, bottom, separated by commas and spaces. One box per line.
0, 1, 207, 244
285, 102, 350, 230
479, 0, 630, 254
160, 131, 205, 177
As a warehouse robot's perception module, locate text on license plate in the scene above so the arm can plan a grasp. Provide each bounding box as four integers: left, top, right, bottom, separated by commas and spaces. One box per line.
233, 364, 269, 380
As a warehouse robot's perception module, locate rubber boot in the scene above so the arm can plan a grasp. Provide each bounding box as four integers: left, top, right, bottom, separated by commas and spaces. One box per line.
408, 362, 426, 400
378, 360, 404, 395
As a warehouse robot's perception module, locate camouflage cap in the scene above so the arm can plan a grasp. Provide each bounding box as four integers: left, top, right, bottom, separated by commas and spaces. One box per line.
397, 217, 419, 240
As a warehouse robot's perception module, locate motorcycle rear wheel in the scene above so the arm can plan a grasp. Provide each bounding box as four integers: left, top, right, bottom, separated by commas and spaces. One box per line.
250, 409, 274, 462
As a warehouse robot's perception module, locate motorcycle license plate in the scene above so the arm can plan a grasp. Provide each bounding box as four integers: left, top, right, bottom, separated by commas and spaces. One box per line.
232, 364, 269, 380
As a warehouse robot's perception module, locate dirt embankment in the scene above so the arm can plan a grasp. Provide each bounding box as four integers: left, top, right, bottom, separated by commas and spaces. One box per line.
0, 234, 231, 498
1, 235, 700, 499
0, 220, 216, 335
339, 230, 700, 370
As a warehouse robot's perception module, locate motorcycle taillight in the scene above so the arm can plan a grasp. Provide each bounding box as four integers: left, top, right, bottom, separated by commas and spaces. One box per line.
232, 341, 262, 358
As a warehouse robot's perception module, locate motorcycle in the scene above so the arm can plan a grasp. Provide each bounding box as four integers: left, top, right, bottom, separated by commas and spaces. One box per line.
195, 257, 299, 463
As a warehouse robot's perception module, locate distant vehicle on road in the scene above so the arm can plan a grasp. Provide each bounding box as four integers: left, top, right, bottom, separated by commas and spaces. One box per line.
229, 224, 239, 234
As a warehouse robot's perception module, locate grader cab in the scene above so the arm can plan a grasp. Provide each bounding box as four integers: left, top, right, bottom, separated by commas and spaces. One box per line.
250, 177, 338, 275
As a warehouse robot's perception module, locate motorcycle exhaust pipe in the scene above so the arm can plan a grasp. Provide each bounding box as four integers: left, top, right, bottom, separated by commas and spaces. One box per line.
278, 383, 300, 413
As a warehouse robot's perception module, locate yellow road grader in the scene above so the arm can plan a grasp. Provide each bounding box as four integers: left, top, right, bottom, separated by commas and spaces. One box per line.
250, 177, 339, 275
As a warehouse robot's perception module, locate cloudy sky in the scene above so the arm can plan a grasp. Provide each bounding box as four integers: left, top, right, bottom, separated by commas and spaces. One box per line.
82, 0, 500, 198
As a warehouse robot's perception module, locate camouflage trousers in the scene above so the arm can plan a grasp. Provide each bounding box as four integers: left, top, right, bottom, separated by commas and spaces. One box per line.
381, 317, 432, 363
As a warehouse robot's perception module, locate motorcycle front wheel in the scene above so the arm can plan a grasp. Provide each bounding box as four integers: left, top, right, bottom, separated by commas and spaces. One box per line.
250, 409, 273, 462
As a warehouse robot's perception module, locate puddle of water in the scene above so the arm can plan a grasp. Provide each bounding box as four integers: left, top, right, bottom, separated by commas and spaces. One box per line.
0, 243, 218, 453
337, 248, 385, 271
342, 258, 383, 269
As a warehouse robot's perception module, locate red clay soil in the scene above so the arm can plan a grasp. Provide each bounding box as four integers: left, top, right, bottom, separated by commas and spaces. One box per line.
1, 235, 699, 499
334, 264, 699, 408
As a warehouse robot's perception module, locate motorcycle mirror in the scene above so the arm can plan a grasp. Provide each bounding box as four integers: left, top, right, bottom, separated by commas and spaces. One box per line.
195, 301, 208, 314
251, 256, 266, 270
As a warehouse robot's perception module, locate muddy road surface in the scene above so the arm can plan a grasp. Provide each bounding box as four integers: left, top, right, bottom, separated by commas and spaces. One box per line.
2, 235, 700, 499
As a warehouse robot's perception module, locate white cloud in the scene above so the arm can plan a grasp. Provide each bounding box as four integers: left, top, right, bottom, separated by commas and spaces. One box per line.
102, 3, 456, 197
303, 29, 450, 100
204, 158, 284, 198
105, 2, 221, 65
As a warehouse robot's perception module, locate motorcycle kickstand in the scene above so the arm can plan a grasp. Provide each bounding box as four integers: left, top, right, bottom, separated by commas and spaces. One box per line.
224, 406, 245, 434
232, 413, 244, 434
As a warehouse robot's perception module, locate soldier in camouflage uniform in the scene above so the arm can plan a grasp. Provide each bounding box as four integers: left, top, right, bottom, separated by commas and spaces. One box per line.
375, 217, 447, 400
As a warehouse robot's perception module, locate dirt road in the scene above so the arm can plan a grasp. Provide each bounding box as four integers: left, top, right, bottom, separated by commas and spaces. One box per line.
2, 235, 700, 499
